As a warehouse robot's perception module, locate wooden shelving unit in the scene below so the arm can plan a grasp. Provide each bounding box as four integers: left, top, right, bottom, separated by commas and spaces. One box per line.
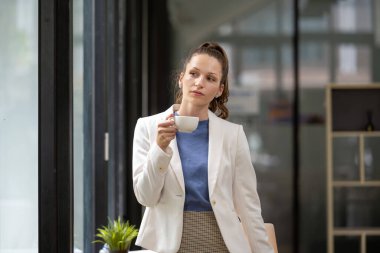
326, 84, 380, 253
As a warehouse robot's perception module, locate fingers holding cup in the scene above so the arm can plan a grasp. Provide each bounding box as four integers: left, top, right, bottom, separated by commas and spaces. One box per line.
156, 114, 177, 150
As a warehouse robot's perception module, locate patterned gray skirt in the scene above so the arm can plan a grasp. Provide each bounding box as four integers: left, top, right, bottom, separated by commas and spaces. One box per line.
177, 211, 230, 253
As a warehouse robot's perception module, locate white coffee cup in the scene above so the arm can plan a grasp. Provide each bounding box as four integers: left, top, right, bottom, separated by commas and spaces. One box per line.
174, 115, 199, 133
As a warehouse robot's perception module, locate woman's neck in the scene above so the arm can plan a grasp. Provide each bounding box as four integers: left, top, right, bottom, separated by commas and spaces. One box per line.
177, 103, 209, 120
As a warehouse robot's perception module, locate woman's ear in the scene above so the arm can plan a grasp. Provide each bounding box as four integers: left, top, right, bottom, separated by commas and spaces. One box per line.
218, 84, 225, 96
178, 72, 184, 88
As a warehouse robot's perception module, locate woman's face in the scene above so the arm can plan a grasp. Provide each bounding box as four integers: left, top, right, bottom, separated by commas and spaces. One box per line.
179, 53, 224, 109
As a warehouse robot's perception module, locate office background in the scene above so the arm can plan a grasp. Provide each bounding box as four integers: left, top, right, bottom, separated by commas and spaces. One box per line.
1, 0, 380, 252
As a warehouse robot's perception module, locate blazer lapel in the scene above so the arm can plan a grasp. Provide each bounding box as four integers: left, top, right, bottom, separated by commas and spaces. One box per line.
169, 138, 185, 192
207, 111, 224, 196
163, 106, 223, 194
163, 104, 185, 193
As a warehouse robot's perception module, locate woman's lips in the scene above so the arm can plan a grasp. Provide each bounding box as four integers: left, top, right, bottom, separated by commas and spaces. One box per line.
191, 91, 204, 96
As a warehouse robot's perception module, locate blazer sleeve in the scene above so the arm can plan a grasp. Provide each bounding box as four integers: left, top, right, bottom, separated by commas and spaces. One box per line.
132, 117, 173, 207
233, 125, 274, 253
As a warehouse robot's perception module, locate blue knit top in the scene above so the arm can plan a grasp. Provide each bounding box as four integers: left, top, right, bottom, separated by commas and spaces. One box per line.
176, 118, 212, 211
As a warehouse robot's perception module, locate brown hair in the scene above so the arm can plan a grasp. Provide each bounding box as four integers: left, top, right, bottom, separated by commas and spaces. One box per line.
174, 42, 230, 119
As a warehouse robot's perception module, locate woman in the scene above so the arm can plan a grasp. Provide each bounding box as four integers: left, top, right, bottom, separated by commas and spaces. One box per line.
132, 42, 274, 253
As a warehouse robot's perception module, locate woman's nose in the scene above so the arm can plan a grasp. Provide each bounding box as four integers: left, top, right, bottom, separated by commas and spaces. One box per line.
195, 76, 204, 87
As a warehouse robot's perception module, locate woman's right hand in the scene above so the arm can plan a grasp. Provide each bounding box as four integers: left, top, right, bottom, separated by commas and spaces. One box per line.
156, 114, 177, 151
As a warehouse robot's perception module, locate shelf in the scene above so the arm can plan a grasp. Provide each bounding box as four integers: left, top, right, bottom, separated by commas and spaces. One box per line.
332, 131, 380, 138
333, 181, 380, 187
330, 88, 380, 131
326, 84, 380, 253
334, 227, 380, 236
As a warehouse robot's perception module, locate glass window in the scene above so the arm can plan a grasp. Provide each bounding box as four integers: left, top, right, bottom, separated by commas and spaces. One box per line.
235, 2, 278, 35
335, 44, 371, 83
300, 42, 330, 87
332, 0, 372, 33
281, 0, 294, 35
300, 15, 329, 33
240, 47, 276, 89
364, 137, 380, 181
73, 0, 84, 252
0, 0, 38, 252
299, 1, 376, 252
333, 137, 359, 181
300, 0, 330, 32
334, 187, 380, 228
180, 1, 295, 252
281, 44, 294, 89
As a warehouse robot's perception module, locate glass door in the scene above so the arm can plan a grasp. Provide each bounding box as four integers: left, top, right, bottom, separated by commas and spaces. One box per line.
0, 1, 38, 252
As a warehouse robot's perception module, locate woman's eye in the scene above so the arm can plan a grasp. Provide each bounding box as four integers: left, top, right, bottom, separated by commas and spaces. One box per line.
189, 72, 196, 76
208, 76, 216, 82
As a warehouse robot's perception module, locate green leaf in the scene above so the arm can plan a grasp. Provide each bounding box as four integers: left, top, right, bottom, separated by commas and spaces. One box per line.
92, 216, 139, 250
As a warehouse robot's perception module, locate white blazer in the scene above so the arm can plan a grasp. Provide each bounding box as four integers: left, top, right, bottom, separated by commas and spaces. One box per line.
132, 105, 274, 253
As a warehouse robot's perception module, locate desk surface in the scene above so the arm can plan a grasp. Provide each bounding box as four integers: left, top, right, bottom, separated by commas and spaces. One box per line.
130, 251, 157, 253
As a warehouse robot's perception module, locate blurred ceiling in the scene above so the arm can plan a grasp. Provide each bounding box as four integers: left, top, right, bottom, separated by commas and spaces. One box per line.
167, 0, 268, 46
167, 0, 337, 46
301, 0, 334, 17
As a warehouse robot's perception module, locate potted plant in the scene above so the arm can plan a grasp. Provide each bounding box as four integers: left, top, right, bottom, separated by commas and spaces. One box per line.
93, 216, 139, 253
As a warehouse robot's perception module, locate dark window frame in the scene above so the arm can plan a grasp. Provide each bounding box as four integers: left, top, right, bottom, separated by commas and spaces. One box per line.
38, 0, 173, 252
38, 0, 73, 252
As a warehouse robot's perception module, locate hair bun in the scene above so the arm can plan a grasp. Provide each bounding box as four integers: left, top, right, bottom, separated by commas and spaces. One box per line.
200, 42, 221, 51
